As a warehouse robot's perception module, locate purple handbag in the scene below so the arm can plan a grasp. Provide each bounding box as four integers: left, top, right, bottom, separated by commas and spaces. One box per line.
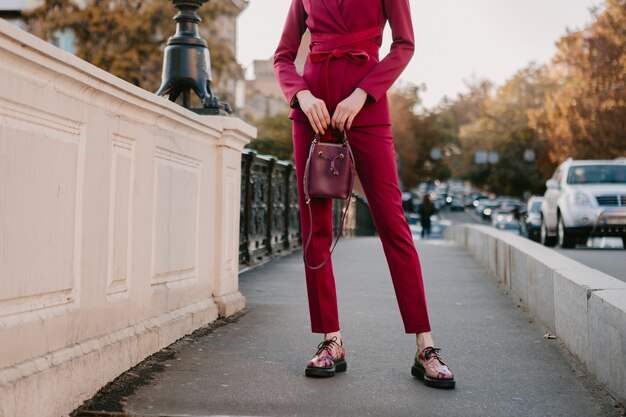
302, 132, 355, 270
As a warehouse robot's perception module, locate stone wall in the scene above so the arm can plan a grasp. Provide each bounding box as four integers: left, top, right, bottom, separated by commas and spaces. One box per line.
0, 19, 255, 417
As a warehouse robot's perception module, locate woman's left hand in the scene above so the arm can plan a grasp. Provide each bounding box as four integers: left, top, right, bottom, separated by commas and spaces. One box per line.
331, 88, 368, 132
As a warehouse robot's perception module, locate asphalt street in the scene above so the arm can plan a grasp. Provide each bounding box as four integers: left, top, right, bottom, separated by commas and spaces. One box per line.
554, 245, 626, 282
442, 208, 626, 282
89, 238, 620, 417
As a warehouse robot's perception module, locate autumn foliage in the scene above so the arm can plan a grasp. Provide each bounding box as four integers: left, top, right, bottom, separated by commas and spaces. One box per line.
24, 0, 242, 99
391, 0, 625, 195
530, 0, 626, 163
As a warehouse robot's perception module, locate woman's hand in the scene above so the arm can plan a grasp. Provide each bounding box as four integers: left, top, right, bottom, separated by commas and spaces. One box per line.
296, 90, 330, 134
332, 88, 368, 132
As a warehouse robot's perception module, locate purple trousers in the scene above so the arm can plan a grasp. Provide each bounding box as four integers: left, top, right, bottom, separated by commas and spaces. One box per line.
293, 120, 431, 334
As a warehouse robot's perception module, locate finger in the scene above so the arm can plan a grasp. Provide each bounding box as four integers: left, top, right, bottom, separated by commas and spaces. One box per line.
311, 104, 322, 129
315, 109, 327, 134
307, 113, 320, 133
338, 112, 348, 132
315, 105, 328, 130
312, 113, 325, 134
346, 113, 355, 131
322, 104, 331, 126
333, 103, 346, 128
318, 103, 331, 129
335, 111, 345, 131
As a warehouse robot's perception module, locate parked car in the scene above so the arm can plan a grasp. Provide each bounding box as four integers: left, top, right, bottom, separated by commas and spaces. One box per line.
491, 209, 520, 232
432, 193, 447, 212
520, 196, 543, 241
474, 197, 489, 215
541, 159, 626, 248
496, 197, 522, 211
467, 192, 487, 208
480, 199, 502, 220
450, 195, 466, 211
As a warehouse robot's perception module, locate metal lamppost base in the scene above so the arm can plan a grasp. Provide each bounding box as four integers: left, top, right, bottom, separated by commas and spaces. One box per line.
190, 106, 230, 116
156, 0, 232, 115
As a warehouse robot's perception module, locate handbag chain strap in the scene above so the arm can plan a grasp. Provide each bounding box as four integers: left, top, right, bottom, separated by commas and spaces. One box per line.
302, 132, 355, 270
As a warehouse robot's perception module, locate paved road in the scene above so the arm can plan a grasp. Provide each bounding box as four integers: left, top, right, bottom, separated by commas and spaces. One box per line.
438, 208, 481, 227
554, 246, 626, 282
441, 208, 626, 282
85, 238, 620, 417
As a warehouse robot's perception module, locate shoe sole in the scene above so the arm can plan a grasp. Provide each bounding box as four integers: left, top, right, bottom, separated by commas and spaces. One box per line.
305, 359, 347, 378
411, 364, 456, 389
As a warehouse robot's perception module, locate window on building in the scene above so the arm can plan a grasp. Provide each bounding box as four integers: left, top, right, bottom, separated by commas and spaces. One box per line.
50, 28, 76, 54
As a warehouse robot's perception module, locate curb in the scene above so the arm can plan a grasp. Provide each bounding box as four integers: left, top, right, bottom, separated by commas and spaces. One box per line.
450, 224, 626, 405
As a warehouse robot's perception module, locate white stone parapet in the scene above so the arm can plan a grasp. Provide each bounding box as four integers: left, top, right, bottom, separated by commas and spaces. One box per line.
450, 224, 626, 405
0, 18, 255, 417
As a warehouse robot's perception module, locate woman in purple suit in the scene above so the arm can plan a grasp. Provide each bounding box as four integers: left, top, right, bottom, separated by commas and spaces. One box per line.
274, 0, 455, 388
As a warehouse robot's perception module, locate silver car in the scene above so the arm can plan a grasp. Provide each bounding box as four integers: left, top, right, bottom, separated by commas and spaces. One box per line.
541, 159, 626, 248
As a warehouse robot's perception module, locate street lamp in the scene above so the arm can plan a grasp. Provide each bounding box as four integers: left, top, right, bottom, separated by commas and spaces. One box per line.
156, 0, 231, 115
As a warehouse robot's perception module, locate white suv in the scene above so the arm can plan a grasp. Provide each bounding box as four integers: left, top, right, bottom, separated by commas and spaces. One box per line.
541, 159, 626, 248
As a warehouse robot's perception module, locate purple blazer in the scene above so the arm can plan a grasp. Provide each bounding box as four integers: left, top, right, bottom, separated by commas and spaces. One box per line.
274, 0, 415, 126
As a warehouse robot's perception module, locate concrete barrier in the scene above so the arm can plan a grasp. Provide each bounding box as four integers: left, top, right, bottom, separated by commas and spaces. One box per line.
450, 224, 626, 404
0, 20, 254, 417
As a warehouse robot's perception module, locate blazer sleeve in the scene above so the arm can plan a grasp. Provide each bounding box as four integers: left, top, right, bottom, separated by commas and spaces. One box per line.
274, 0, 310, 108
357, 0, 415, 103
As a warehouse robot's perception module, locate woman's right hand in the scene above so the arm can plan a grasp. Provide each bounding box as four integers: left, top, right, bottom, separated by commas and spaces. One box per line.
296, 90, 330, 135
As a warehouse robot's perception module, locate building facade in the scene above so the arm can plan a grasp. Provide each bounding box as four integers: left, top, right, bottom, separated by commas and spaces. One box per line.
242, 30, 310, 123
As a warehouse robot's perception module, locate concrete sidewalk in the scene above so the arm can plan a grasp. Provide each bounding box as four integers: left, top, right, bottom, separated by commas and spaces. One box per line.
80, 238, 621, 417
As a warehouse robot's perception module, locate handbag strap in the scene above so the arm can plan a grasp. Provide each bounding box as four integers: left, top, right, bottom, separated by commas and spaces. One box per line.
302, 134, 318, 206
302, 132, 355, 270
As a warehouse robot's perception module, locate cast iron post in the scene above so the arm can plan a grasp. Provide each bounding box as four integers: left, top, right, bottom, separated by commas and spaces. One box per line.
156, 0, 231, 115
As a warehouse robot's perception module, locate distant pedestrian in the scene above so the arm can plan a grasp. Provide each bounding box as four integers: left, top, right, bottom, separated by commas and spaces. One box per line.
419, 194, 434, 239
274, 0, 455, 388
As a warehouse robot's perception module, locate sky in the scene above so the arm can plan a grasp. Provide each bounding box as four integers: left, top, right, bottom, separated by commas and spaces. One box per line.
237, 0, 603, 109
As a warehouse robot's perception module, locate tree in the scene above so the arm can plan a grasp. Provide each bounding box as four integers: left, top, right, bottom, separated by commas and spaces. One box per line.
388, 85, 422, 187
530, 0, 626, 163
245, 112, 294, 161
434, 78, 492, 179
389, 84, 452, 189
24, 0, 242, 102
457, 65, 554, 196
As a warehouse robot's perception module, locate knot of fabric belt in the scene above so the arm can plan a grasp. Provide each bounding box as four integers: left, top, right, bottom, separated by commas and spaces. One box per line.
310, 48, 371, 65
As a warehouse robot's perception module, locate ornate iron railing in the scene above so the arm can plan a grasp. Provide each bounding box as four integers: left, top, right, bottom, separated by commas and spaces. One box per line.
239, 149, 375, 269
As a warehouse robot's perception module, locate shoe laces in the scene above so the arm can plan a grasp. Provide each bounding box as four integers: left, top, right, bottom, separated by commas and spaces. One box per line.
421, 346, 446, 365
316, 336, 340, 356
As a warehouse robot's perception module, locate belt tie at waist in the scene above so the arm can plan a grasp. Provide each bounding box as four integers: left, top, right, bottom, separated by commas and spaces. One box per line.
310, 48, 371, 64
309, 26, 381, 140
